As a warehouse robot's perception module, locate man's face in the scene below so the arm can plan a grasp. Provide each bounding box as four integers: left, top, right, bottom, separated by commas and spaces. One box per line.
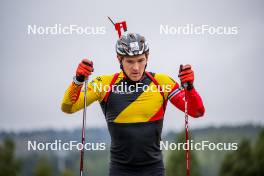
119, 54, 148, 81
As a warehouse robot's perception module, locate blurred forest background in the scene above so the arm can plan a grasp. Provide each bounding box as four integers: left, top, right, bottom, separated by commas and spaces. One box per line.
0, 124, 263, 176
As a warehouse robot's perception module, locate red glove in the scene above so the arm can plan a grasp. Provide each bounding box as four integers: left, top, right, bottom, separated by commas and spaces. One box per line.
76, 59, 94, 82
178, 64, 194, 90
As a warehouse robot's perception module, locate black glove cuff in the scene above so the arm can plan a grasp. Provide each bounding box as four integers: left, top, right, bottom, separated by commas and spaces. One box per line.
73, 76, 85, 85
76, 75, 85, 82
187, 82, 194, 90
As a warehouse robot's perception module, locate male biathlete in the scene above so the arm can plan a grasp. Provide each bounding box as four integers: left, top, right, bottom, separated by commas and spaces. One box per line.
61, 33, 205, 176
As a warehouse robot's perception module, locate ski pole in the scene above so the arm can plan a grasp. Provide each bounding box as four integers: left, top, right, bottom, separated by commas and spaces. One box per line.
80, 77, 89, 176
184, 87, 190, 176
180, 65, 190, 176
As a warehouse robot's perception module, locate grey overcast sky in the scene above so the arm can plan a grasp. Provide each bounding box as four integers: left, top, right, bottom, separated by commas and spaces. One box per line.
0, 0, 263, 132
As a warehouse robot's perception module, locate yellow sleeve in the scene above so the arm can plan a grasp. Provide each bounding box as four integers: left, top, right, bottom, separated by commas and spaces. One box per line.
153, 73, 179, 99
61, 75, 112, 114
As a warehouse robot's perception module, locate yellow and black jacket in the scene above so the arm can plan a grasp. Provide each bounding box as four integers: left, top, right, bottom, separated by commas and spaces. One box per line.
61, 71, 205, 166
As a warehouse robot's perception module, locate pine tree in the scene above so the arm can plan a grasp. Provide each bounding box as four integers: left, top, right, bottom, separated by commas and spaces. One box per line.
166, 132, 200, 176
61, 169, 75, 176
220, 129, 264, 176
0, 138, 21, 176
34, 156, 53, 176
254, 129, 264, 176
